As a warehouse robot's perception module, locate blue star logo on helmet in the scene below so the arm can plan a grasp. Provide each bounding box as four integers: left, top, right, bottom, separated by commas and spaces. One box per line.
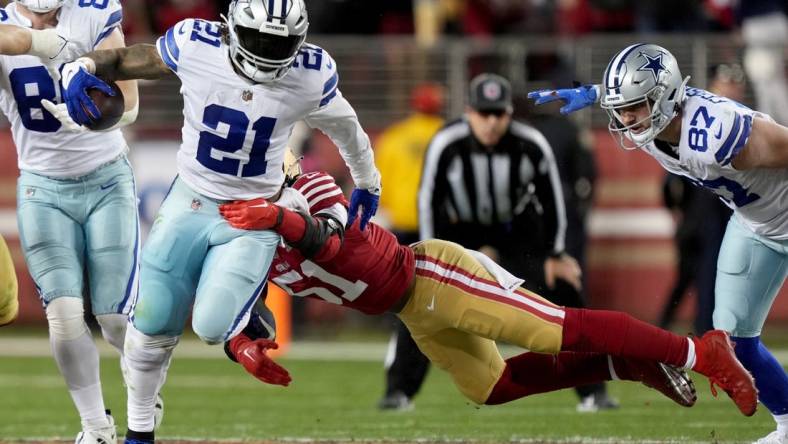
637, 52, 666, 82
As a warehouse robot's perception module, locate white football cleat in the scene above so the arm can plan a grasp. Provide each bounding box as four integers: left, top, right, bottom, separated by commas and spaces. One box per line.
154, 393, 164, 430
754, 430, 788, 444
75, 412, 117, 444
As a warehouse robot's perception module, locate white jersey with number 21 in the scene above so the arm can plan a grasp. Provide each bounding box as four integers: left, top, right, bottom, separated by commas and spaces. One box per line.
156, 19, 379, 201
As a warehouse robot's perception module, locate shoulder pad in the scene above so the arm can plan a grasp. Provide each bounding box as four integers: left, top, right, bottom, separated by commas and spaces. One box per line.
82, 0, 123, 47
156, 19, 223, 73
292, 44, 338, 107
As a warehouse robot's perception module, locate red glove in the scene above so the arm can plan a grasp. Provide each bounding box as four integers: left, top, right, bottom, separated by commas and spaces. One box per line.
219, 198, 283, 230
229, 334, 292, 386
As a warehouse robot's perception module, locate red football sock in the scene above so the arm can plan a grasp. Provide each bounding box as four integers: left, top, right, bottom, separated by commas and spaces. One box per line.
485, 351, 611, 405
561, 308, 688, 367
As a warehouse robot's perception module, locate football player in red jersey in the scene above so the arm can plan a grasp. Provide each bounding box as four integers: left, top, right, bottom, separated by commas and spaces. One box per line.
219, 165, 758, 417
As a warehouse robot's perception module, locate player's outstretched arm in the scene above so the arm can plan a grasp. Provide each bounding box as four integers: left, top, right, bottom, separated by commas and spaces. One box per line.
87, 43, 172, 81
0, 24, 68, 59
732, 116, 788, 169
528, 84, 602, 115
220, 199, 344, 262
95, 28, 138, 118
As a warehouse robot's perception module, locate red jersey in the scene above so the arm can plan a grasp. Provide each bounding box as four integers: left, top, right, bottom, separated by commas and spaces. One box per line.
269, 172, 415, 315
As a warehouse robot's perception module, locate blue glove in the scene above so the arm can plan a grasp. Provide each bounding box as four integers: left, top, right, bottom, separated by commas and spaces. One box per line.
347, 187, 380, 231
527, 84, 600, 115
62, 64, 115, 126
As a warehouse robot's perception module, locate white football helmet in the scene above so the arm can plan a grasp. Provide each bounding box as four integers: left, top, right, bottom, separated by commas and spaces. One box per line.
225, 0, 309, 83
16, 0, 64, 13
600, 44, 690, 150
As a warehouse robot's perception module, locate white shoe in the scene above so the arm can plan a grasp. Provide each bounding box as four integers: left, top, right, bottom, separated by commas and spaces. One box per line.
754, 430, 788, 444
154, 393, 164, 430
75, 412, 117, 444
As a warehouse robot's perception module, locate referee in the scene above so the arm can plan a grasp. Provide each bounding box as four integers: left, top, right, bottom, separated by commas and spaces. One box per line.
380, 73, 595, 410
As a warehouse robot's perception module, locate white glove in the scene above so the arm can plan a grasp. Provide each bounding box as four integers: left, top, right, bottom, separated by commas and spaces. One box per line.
40, 99, 86, 133
60, 58, 95, 90
28, 28, 68, 60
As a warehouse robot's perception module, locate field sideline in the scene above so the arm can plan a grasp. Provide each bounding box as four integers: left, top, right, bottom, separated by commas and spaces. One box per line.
0, 335, 780, 444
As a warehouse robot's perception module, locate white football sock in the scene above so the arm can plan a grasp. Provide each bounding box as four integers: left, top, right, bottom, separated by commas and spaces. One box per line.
683, 338, 697, 370
97, 313, 130, 386
51, 331, 109, 430
775, 412, 788, 434
46, 297, 109, 430
97, 313, 127, 354
124, 325, 178, 432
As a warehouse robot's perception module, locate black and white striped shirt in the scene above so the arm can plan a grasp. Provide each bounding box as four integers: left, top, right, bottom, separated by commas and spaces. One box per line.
418, 118, 567, 256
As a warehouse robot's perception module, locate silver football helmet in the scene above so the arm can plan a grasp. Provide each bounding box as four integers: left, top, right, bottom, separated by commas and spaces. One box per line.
601, 44, 690, 150
16, 0, 64, 13
225, 0, 309, 83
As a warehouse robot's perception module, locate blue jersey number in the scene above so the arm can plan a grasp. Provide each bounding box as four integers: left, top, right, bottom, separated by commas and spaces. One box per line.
78, 0, 109, 9
190, 20, 222, 47
196, 105, 276, 177
292, 47, 323, 71
688, 106, 715, 152
694, 176, 760, 208
9, 66, 61, 133
0, 9, 8, 21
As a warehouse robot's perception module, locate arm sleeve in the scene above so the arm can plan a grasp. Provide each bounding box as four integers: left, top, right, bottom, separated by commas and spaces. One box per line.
304, 86, 381, 191
375, 131, 396, 211
275, 207, 344, 262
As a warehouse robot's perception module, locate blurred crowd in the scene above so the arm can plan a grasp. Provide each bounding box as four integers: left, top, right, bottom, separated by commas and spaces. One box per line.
104, 0, 761, 40
0, 0, 762, 40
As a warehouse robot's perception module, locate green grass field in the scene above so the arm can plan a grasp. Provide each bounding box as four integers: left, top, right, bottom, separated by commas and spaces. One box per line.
0, 345, 776, 444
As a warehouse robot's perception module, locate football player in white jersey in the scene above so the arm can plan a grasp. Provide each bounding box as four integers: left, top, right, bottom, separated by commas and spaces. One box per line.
0, 23, 61, 329
52, 1, 382, 442
529, 44, 788, 444
0, 1, 148, 443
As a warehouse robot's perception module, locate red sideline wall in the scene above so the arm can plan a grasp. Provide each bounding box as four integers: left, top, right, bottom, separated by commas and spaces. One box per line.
586, 130, 788, 325
2, 129, 786, 326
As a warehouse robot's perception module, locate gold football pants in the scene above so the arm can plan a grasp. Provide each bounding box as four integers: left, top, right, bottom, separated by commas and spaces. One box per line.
398, 239, 565, 404
0, 234, 18, 326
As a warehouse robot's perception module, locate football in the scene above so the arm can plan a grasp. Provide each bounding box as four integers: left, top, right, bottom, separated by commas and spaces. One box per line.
83, 81, 125, 131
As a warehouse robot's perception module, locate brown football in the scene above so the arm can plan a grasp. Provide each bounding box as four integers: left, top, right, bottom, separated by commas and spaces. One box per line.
84, 81, 125, 131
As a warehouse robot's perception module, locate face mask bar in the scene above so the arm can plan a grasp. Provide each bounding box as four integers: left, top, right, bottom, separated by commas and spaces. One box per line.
236, 26, 303, 64
603, 86, 668, 150
225, 11, 306, 83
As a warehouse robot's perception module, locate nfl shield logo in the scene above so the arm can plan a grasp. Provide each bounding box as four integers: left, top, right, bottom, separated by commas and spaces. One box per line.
191, 198, 202, 211
242, 90, 253, 102
483, 82, 502, 101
